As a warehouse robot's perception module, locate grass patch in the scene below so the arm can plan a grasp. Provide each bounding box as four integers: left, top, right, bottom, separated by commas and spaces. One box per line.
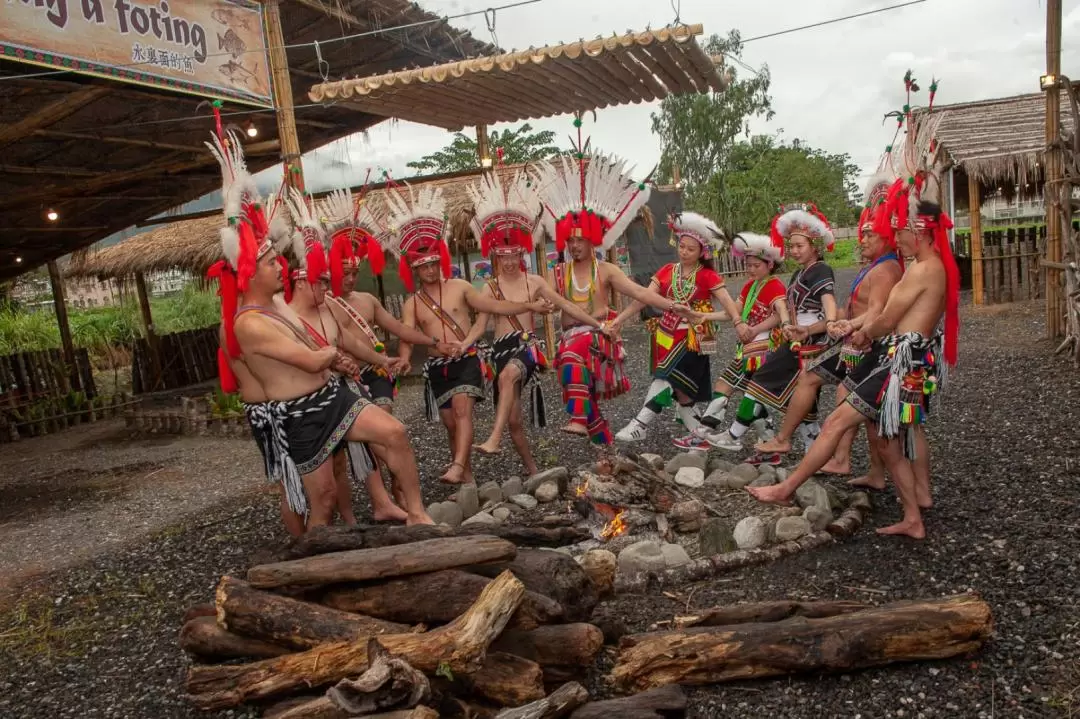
829, 238, 859, 268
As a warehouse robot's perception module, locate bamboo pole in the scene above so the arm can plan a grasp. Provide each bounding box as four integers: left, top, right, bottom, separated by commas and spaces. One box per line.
1045, 0, 1064, 337
46, 260, 79, 392
968, 177, 984, 305
134, 273, 162, 391
265, 0, 305, 193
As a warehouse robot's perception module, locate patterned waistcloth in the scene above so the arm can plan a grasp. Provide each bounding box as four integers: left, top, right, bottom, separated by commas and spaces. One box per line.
555, 321, 629, 445
491, 331, 548, 427
646, 322, 712, 404
845, 332, 940, 459
422, 344, 492, 421
359, 365, 397, 407
743, 341, 828, 418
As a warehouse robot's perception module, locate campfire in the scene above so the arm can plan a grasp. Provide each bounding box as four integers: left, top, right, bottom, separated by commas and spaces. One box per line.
575, 478, 631, 541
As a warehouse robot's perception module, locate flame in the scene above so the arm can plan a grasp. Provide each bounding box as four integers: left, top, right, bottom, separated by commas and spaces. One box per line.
575, 478, 590, 497
600, 510, 627, 540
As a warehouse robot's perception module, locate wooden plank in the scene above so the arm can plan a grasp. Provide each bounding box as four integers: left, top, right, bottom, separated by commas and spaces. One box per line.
265, 0, 305, 193
134, 273, 162, 391
968, 178, 984, 305
1021, 232, 1033, 300
0, 86, 111, 149
47, 260, 81, 392
1045, 0, 1064, 336
1008, 231, 1020, 303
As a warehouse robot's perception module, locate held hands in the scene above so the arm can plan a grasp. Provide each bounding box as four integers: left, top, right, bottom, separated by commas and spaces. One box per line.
782, 324, 809, 343
387, 356, 409, 375
332, 351, 360, 378
735, 322, 754, 343
828, 319, 854, 340
848, 330, 871, 350
526, 299, 555, 315
434, 341, 458, 357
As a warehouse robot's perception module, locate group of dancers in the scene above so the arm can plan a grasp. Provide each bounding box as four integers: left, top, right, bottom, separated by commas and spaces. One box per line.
209, 72, 959, 541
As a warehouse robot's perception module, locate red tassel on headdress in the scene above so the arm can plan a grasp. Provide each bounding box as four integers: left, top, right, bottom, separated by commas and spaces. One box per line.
399, 254, 415, 293
207, 261, 241, 359
304, 231, 328, 285
328, 233, 348, 297
277, 255, 293, 303
217, 347, 238, 393
235, 222, 258, 293
365, 238, 385, 276
933, 213, 960, 367
769, 210, 783, 251
439, 240, 452, 280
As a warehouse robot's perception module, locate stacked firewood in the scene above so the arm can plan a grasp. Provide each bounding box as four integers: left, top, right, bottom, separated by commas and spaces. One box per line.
179, 523, 661, 718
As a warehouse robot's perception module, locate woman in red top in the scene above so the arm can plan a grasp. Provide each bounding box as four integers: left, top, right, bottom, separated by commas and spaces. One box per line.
610, 212, 742, 445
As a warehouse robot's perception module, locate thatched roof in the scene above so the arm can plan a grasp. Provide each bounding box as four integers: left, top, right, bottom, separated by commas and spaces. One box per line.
0, 0, 494, 281
308, 24, 729, 130
920, 87, 1078, 187
65, 163, 542, 281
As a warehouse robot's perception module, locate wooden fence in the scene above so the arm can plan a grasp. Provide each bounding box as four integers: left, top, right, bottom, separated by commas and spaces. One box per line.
0, 348, 96, 406
131, 325, 219, 394
953, 224, 1079, 305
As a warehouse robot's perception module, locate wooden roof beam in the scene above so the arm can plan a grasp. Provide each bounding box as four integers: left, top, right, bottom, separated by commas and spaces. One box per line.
0, 86, 111, 150
33, 129, 218, 154
0, 164, 104, 177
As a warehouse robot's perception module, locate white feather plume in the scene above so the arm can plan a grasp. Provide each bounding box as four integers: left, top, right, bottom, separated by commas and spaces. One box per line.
466, 170, 541, 245
284, 187, 327, 267
219, 227, 240, 269
775, 208, 834, 248
205, 131, 258, 224
731, 232, 782, 264
382, 182, 447, 257
318, 188, 382, 237
670, 211, 727, 253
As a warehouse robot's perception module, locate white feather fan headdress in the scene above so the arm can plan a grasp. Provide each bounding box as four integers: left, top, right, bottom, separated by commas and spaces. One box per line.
731, 232, 784, 265
667, 211, 727, 260
284, 187, 328, 281
383, 183, 451, 292
318, 188, 387, 295
467, 169, 541, 258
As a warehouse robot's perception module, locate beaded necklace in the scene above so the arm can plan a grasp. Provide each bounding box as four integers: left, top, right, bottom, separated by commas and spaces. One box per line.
564, 259, 598, 313
669, 262, 699, 305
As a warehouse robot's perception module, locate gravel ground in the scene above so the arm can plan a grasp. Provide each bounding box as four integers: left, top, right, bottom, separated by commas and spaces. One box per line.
2, 278, 1078, 718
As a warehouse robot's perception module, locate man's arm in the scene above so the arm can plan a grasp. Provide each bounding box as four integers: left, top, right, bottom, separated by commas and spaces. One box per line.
463, 280, 546, 316
861, 268, 924, 340
397, 297, 417, 362
369, 298, 435, 347
536, 280, 603, 329
610, 277, 659, 327
334, 317, 390, 368
602, 263, 675, 312
235, 316, 337, 373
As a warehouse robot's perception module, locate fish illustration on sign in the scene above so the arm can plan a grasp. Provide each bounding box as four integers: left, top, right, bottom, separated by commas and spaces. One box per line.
218, 28, 247, 59
212, 7, 252, 32
473, 262, 492, 280
219, 59, 258, 88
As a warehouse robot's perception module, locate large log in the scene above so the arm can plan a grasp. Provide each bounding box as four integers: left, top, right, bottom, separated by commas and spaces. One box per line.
216, 576, 407, 650
178, 616, 290, 661
319, 570, 564, 630
613, 594, 993, 691
467, 652, 546, 706
186, 571, 525, 710
569, 686, 686, 719
491, 624, 604, 668
467, 549, 598, 621
493, 681, 589, 719
273, 702, 438, 719
276, 524, 590, 561
674, 600, 871, 628
247, 536, 517, 589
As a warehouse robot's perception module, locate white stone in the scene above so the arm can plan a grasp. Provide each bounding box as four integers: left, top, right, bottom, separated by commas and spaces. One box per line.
748, 474, 778, 488
492, 507, 512, 522
730, 463, 759, 483
707, 457, 737, 474
660, 543, 692, 568
509, 494, 538, 510
776, 467, 789, 482
803, 505, 832, 532
478, 481, 504, 505
501, 477, 525, 498
674, 466, 705, 488
795, 479, 831, 511
756, 464, 777, 480
526, 467, 569, 494
617, 540, 667, 575
461, 510, 499, 528
534, 481, 560, 503
455, 484, 480, 519
427, 501, 464, 528
774, 515, 812, 542
639, 453, 665, 471
664, 452, 707, 475
733, 516, 767, 550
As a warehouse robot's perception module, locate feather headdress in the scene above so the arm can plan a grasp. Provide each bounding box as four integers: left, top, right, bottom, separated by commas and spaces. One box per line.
467, 169, 540, 261
731, 231, 784, 265
284, 187, 328, 287
667, 211, 727, 260
770, 203, 835, 254
319, 188, 386, 296
383, 183, 451, 292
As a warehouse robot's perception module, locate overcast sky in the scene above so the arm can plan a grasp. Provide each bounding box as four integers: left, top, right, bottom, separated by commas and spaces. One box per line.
266, 0, 1080, 204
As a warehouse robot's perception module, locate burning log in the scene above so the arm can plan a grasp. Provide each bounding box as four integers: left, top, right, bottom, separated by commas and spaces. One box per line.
468, 549, 599, 622
612, 594, 993, 691
273, 524, 591, 561
568, 686, 686, 719
492, 681, 590, 719
673, 599, 871, 628
247, 536, 517, 589
318, 570, 564, 630
186, 570, 525, 710
179, 616, 290, 661
216, 576, 408, 651
491, 624, 604, 670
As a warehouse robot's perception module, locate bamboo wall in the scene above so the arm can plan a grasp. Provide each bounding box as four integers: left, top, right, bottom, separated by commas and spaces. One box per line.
0, 348, 96, 404
954, 223, 1079, 304
131, 325, 219, 394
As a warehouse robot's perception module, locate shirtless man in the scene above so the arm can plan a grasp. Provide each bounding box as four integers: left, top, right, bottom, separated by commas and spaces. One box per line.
747, 196, 960, 540
755, 175, 903, 481
234, 246, 434, 527
471, 247, 608, 473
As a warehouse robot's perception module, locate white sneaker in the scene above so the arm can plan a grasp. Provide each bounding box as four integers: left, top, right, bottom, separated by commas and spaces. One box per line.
615, 419, 648, 442
706, 431, 743, 451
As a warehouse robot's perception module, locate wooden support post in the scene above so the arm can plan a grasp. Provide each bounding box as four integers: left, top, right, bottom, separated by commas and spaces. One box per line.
46, 260, 79, 392
1045, 0, 1064, 337
968, 177, 984, 305
475, 124, 491, 168
134, 273, 162, 391
536, 239, 557, 358
265, 0, 305, 192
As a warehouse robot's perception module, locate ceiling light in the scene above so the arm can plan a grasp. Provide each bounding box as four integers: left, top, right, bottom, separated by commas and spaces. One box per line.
245, 121, 258, 138
1040, 74, 1057, 90
15, 257, 22, 264
46, 209, 58, 221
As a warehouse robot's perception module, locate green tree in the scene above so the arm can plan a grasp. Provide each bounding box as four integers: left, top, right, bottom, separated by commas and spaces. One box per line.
406, 123, 562, 174
650, 29, 774, 233
717, 134, 862, 233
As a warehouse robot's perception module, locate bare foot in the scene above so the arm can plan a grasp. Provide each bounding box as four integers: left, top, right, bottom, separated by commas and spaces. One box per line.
876, 519, 925, 539
847, 474, 887, 490
473, 440, 502, 456
560, 423, 588, 436
439, 462, 468, 485
745, 484, 795, 506
819, 458, 852, 476
406, 510, 436, 526
915, 486, 933, 510
754, 436, 792, 453
372, 504, 409, 523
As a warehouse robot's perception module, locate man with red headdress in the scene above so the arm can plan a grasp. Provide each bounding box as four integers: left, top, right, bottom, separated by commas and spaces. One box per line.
749, 73, 960, 540
467, 171, 608, 473
532, 131, 690, 445
754, 171, 903, 479
387, 184, 552, 485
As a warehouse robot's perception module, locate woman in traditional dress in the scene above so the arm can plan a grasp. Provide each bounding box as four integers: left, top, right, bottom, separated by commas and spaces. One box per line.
707, 205, 837, 464
670, 232, 789, 451
610, 212, 742, 447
